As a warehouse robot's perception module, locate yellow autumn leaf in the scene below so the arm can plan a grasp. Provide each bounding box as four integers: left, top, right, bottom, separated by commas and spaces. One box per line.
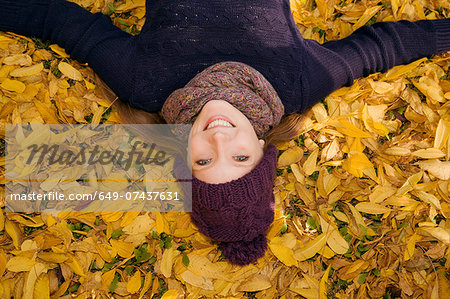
369, 185, 397, 204
293, 233, 328, 261
303, 148, 319, 176
91, 105, 105, 125
58, 62, 83, 81
9, 63, 43, 77
333, 211, 349, 223
290, 288, 319, 299
33, 100, 59, 123
437, 271, 450, 298
127, 271, 142, 294
353, 6, 382, 30
37, 252, 69, 263
65, 256, 85, 277
3, 54, 32, 66
317, 169, 340, 197
96, 243, 112, 263
237, 274, 272, 292
180, 270, 214, 290
342, 151, 374, 178
383, 146, 411, 156
24, 263, 47, 299
102, 269, 116, 289
0, 252, 6, 277
434, 119, 450, 149
416, 227, 450, 244
5, 219, 22, 249
413, 76, 445, 104
327, 229, 349, 255
411, 148, 445, 159
84, 79, 96, 90
396, 171, 423, 196
186, 254, 227, 280
361, 104, 389, 136
110, 239, 135, 259
418, 160, 450, 180
404, 233, 422, 261
0, 78, 26, 93
415, 191, 442, 210
33, 274, 50, 299
321, 246, 335, 259
319, 265, 331, 299
155, 212, 171, 234
347, 203, 377, 237
6, 256, 36, 272
138, 272, 153, 299
383, 58, 427, 80
336, 119, 373, 138
49, 44, 70, 57
268, 242, 298, 267
161, 289, 178, 299
278, 147, 304, 167
160, 247, 178, 278
101, 212, 124, 223
0, 209, 4, 232
48, 280, 71, 298
355, 202, 392, 214
115, 0, 145, 12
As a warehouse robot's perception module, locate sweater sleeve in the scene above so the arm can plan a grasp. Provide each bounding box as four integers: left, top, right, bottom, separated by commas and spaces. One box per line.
0, 0, 137, 101
300, 18, 450, 108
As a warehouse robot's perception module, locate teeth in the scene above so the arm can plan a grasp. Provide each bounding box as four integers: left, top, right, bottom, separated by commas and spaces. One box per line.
207, 119, 233, 129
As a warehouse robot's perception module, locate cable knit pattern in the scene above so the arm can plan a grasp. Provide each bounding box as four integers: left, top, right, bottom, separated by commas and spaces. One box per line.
1, 0, 449, 116
174, 145, 278, 265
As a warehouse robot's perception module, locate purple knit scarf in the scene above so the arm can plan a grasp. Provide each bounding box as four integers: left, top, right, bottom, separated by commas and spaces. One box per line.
161, 61, 284, 138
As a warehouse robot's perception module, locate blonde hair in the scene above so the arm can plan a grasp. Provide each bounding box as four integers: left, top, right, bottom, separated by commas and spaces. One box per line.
95, 76, 308, 147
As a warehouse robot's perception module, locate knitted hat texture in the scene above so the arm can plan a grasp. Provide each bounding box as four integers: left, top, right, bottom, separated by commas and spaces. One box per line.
174, 144, 278, 265
161, 61, 284, 138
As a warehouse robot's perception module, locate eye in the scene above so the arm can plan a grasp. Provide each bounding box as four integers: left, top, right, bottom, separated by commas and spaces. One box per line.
234, 156, 249, 162
196, 159, 211, 166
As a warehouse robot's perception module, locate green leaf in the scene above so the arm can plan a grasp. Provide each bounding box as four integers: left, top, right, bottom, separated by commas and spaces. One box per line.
309, 171, 319, 181
306, 216, 319, 230
134, 244, 151, 263
357, 272, 368, 284
148, 256, 157, 265
182, 252, 190, 267
125, 266, 134, 275
109, 273, 120, 292
107, 2, 116, 14
111, 230, 124, 240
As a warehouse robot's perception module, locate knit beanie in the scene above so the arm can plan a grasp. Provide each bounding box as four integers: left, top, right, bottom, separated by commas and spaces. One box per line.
161, 61, 284, 138
174, 144, 278, 265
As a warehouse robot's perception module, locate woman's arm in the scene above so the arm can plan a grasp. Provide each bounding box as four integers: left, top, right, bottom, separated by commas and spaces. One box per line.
0, 0, 137, 101
301, 18, 450, 107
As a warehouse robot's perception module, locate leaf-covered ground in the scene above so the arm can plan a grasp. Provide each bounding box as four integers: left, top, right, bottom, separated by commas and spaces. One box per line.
0, 0, 449, 298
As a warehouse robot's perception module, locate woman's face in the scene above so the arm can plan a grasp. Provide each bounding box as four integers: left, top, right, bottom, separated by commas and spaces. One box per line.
189, 100, 265, 184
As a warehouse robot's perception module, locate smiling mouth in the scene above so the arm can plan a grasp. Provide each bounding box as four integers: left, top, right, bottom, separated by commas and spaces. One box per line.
204, 117, 235, 130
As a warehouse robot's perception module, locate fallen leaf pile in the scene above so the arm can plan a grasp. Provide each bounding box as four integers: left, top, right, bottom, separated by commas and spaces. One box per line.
0, 0, 449, 298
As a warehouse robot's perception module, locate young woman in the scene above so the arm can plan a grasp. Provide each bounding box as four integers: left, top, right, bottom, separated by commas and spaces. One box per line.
1, 0, 449, 265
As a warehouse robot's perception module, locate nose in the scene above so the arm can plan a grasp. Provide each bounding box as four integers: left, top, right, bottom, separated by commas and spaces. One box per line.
209, 130, 231, 145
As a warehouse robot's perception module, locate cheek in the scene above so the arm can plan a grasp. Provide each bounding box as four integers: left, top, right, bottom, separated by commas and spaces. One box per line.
189, 136, 210, 159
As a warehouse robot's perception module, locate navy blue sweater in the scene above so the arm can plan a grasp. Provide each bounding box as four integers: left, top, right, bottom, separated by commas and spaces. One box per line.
1, 0, 449, 114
